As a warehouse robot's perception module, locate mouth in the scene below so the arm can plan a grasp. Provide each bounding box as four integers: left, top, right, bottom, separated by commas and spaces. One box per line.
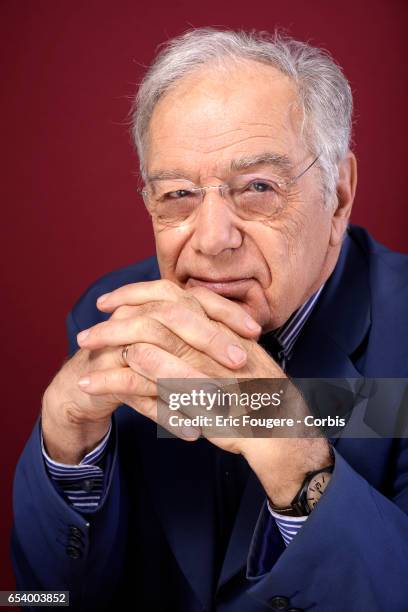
186, 277, 256, 300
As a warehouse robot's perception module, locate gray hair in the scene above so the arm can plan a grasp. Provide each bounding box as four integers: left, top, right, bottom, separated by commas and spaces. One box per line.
131, 28, 353, 205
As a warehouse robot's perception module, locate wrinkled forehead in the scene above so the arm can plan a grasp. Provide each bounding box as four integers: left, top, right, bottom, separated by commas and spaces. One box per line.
145, 60, 305, 181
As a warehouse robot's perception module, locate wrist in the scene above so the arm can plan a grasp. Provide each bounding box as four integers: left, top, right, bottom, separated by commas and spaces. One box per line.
269, 464, 334, 516
243, 438, 333, 507
41, 386, 111, 464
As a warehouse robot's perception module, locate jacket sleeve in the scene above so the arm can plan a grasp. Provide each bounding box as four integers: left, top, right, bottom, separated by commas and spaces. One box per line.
11, 309, 130, 609
246, 444, 408, 612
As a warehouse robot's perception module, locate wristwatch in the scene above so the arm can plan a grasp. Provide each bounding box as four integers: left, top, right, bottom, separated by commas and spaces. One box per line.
268, 464, 334, 516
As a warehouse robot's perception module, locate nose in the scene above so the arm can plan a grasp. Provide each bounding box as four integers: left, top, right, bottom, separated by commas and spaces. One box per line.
189, 189, 243, 256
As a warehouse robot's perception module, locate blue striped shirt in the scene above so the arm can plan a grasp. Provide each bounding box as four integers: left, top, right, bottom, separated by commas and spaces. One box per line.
41, 284, 325, 542
268, 504, 308, 546
41, 423, 111, 511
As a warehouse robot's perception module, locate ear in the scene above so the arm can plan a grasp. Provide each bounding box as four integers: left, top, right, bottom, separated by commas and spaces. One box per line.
329, 151, 357, 247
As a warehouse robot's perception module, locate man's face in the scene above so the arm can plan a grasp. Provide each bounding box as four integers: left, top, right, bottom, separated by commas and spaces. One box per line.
144, 60, 339, 331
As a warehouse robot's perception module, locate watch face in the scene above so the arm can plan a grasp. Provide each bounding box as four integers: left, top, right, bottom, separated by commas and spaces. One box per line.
306, 471, 332, 510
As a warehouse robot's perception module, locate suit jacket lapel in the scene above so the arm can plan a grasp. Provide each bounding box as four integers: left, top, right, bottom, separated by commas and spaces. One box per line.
287, 231, 371, 379
217, 470, 268, 589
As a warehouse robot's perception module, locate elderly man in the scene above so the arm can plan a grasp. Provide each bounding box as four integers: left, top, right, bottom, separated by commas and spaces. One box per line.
12, 29, 408, 611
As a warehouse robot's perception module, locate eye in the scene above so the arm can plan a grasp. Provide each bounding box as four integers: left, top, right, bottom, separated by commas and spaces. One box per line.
165, 189, 193, 199
248, 180, 275, 193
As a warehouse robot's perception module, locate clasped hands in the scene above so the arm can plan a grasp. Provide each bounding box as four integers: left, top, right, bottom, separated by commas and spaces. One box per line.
76, 279, 281, 443
70, 279, 331, 506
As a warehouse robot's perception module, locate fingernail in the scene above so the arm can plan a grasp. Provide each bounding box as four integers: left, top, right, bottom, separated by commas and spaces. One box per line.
97, 293, 109, 305
245, 316, 261, 331
77, 329, 90, 343
182, 425, 200, 439
227, 344, 246, 365
78, 377, 90, 388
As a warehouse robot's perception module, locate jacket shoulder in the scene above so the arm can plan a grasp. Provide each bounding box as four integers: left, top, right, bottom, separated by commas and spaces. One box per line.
348, 225, 408, 278
70, 255, 160, 332
348, 225, 408, 375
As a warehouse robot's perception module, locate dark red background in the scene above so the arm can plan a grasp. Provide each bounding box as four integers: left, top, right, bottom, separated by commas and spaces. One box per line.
1, 0, 407, 591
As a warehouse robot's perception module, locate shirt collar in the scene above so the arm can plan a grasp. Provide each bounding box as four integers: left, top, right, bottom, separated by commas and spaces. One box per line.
275, 284, 325, 357
261, 284, 325, 368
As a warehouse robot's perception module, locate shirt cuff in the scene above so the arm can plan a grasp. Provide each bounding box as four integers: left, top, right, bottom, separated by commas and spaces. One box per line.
267, 501, 308, 546
41, 422, 112, 468
40, 422, 112, 511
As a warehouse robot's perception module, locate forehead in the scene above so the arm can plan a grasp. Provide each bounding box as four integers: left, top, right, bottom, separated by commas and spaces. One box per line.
146, 60, 304, 179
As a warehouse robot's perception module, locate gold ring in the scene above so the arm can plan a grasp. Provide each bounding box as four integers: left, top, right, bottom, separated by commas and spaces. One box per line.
121, 344, 131, 366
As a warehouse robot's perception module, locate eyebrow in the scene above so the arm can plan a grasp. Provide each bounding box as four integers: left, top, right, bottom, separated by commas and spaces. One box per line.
147, 169, 189, 181
147, 151, 293, 182
229, 152, 293, 174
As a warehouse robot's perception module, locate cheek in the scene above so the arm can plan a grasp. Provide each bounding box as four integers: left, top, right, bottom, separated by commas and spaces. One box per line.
153, 224, 191, 283
253, 225, 295, 277
265, 198, 330, 270
255, 215, 325, 320
250, 227, 289, 296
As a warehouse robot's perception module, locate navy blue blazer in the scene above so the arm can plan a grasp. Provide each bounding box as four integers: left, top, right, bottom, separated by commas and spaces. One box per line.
12, 226, 408, 611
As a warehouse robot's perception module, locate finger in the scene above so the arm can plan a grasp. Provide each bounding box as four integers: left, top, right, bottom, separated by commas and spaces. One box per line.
77, 304, 248, 369
78, 366, 157, 396
185, 286, 261, 337
96, 280, 261, 339
96, 280, 183, 312
107, 299, 201, 322
77, 316, 182, 354
77, 371, 200, 441
125, 342, 209, 381
148, 304, 248, 368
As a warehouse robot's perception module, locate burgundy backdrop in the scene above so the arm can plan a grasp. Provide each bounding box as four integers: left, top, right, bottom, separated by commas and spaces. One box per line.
1, 0, 407, 591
